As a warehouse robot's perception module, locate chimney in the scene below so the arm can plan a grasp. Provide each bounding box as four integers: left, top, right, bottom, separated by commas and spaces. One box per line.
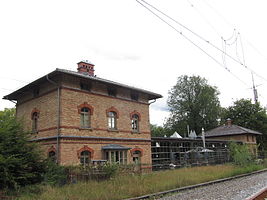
77, 60, 95, 76
226, 118, 232, 126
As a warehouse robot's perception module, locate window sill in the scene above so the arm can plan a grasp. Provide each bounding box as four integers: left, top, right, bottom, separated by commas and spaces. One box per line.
31, 131, 39, 134
107, 129, 119, 132
79, 127, 93, 131
131, 131, 140, 134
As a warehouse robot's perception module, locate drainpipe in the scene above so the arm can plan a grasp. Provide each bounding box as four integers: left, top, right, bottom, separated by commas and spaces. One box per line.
46, 75, 61, 164
149, 99, 156, 105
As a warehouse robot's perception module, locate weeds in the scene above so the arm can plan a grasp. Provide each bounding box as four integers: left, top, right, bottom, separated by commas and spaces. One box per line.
16, 164, 267, 200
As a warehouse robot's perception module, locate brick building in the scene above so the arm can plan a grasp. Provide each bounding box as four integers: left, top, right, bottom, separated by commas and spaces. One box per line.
3, 61, 162, 170
205, 119, 262, 155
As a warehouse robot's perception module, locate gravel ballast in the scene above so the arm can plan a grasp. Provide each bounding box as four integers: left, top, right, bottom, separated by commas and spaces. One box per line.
157, 171, 267, 200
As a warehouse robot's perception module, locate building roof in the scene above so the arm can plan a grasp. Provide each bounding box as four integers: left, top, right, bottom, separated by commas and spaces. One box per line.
3, 68, 162, 101
205, 124, 262, 137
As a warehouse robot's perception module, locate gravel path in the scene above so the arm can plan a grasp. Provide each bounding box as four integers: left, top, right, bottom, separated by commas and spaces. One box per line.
157, 171, 267, 200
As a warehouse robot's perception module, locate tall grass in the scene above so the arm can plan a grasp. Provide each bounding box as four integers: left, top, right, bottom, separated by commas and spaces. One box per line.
17, 164, 266, 200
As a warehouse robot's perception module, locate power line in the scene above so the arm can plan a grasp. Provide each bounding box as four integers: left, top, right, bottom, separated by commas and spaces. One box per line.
141, 0, 267, 83
0, 77, 29, 84
186, 0, 221, 38
136, 0, 249, 86
199, 0, 267, 83
189, 0, 265, 103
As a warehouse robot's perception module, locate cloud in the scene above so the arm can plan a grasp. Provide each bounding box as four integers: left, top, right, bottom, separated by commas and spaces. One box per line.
90, 46, 140, 61
151, 102, 169, 112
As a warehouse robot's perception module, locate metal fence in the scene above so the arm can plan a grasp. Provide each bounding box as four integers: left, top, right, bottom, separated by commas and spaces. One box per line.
151, 137, 235, 170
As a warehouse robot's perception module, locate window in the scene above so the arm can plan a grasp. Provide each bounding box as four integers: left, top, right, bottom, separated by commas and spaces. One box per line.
32, 112, 39, 133
131, 92, 139, 101
80, 82, 91, 92
108, 111, 117, 130
131, 114, 139, 132
80, 150, 91, 166
105, 150, 127, 164
48, 151, 56, 162
107, 87, 117, 97
80, 107, 90, 128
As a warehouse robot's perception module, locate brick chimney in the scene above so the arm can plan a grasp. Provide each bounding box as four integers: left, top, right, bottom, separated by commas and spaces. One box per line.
77, 60, 95, 76
226, 118, 232, 126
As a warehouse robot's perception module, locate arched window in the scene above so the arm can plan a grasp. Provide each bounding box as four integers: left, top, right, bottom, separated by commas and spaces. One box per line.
131, 114, 139, 132
108, 111, 117, 130
80, 150, 91, 166
48, 151, 56, 162
32, 112, 39, 133
80, 107, 90, 128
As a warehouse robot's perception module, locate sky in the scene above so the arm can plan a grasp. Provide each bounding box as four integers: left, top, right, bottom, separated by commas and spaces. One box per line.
1, 0, 267, 126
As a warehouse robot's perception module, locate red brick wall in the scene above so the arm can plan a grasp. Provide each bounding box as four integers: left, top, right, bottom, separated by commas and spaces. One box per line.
16, 73, 153, 166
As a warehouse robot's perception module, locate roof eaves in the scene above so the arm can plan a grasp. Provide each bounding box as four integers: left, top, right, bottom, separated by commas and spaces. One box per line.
56, 68, 162, 99
3, 70, 59, 101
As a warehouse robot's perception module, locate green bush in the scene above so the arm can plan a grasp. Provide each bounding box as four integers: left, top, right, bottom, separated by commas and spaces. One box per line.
229, 143, 253, 166
103, 163, 119, 178
0, 108, 46, 190
42, 160, 67, 186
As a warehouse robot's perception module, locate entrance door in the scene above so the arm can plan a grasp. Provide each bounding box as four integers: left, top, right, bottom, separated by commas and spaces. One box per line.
132, 150, 141, 171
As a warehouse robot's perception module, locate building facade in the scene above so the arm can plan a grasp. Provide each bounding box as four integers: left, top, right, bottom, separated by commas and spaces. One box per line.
4, 61, 162, 171
205, 119, 262, 155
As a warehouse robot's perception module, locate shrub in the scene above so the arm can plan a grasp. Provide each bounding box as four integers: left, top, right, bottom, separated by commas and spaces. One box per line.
103, 163, 119, 178
229, 142, 252, 166
42, 160, 67, 186
0, 108, 46, 190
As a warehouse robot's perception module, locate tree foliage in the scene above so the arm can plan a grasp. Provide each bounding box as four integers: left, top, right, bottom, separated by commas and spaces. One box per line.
222, 99, 267, 150
165, 75, 221, 135
150, 124, 172, 137
0, 108, 46, 189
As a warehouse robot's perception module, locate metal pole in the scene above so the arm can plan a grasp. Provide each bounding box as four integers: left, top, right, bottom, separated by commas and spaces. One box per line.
202, 128, 206, 149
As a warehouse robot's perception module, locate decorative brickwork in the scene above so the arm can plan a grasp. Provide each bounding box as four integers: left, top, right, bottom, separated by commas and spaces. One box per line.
130, 110, 141, 121
31, 108, 40, 119
106, 106, 120, 118
77, 145, 94, 159
130, 147, 143, 157
7, 63, 162, 168
77, 102, 94, 115
47, 146, 56, 155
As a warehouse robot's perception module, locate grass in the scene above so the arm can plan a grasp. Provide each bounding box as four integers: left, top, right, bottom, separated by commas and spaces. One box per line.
16, 163, 267, 200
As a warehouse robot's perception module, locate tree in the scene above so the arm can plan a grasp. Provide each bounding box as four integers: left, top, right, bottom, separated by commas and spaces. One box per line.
165, 75, 221, 136
0, 108, 46, 189
221, 99, 267, 150
150, 124, 173, 137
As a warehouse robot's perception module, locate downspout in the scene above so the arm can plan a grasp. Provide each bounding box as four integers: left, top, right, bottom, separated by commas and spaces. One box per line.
149, 99, 156, 105
46, 75, 61, 164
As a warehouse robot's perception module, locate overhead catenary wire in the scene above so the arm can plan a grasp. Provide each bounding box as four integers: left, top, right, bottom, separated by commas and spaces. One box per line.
200, 0, 267, 83
136, 0, 249, 87
186, 0, 222, 38
138, 0, 267, 83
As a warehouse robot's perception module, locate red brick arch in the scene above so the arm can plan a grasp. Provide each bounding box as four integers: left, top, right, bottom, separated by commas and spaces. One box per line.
77, 102, 94, 115
47, 146, 56, 156
31, 108, 40, 119
130, 148, 143, 157
130, 110, 141, 121
77, 145, 94, 159
106, 106, 119, 118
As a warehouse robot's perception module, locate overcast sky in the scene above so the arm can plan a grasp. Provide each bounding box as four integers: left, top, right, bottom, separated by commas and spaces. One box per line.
1, 0, 267, 126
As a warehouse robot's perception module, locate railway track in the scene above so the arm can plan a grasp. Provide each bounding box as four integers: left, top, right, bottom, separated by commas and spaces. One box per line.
247, 186, 267, 200
125, 168, 267, 200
